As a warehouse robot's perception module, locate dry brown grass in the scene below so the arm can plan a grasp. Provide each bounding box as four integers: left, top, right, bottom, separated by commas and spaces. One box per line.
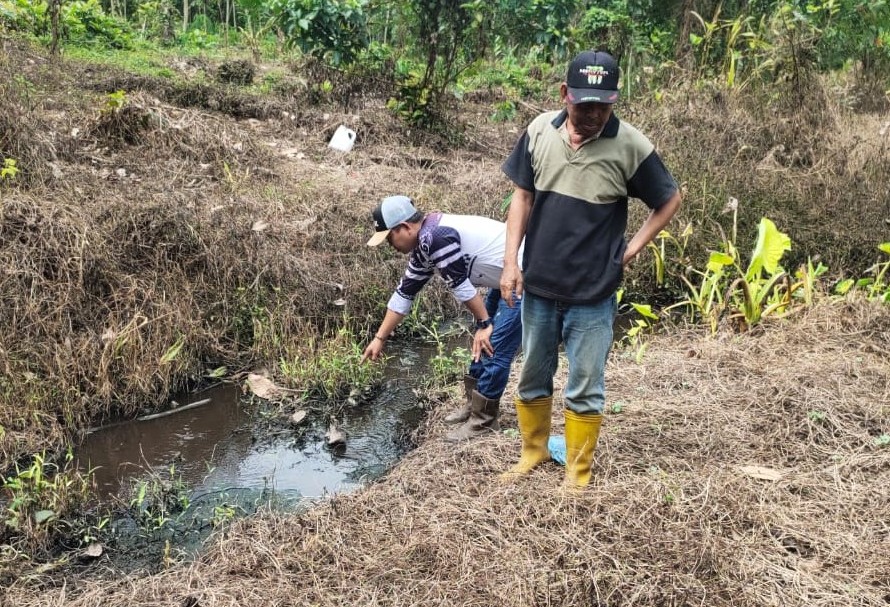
0, 39, 511, 469
2, 33, 890, 606
0, 36, 886, 449
4, 300, 888, 607
626, 74, 889, 280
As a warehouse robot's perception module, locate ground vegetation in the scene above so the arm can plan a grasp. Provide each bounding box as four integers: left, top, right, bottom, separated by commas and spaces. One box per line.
0, 0, 888, 598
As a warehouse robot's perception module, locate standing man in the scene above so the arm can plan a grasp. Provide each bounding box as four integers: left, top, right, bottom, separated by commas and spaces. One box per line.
500, 50, 681, 487
362, 195, 523, 442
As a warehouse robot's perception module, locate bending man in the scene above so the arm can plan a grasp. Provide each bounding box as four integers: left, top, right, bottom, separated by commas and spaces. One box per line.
362, 195, 523, 442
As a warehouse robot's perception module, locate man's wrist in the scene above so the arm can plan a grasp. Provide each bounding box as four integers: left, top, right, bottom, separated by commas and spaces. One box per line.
374, 334, 388, 342
474, 318, 493, 330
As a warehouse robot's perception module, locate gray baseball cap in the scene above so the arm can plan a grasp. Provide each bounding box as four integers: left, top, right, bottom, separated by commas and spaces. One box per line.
367, 195, 421, 246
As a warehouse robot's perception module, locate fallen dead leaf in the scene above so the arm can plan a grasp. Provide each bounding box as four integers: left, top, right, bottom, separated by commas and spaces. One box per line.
326, 423, 346, 447
246, 373, 283, 400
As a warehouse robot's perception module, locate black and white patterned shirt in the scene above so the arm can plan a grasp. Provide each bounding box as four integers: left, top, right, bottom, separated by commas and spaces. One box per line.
387, 212, 521, 315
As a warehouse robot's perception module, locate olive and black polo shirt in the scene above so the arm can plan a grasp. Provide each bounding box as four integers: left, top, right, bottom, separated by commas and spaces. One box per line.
502, 109, 678, 304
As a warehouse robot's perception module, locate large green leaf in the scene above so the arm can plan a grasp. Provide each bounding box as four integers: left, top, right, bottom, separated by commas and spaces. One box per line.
707, 251, 734, 273
631, 302, 659, 320
746, 218, 791, 280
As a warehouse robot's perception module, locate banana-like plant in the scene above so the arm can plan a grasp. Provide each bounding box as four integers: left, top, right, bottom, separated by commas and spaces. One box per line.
719, 217, 793, 328
666, 215, 802, 332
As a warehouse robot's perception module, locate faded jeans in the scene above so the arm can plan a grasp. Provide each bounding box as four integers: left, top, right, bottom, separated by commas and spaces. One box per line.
468, 289, 523, 400
517, 291, 617, 414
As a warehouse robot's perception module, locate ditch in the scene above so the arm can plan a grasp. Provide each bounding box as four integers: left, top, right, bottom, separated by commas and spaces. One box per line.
69, 339, 451, 573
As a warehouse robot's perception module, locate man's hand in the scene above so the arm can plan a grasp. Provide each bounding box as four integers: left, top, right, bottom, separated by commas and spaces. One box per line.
500, 264, 523, 308
361, 337, 386, 363
472, 325, 494, 362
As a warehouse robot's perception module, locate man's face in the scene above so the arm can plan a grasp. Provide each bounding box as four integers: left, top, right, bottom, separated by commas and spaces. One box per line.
387, 223, 415, 254
561, 84, 613, 140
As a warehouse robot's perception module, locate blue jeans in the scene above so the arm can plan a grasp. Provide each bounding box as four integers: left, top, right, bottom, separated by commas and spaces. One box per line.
517, 291, 617, 414
468, 289, 523, 400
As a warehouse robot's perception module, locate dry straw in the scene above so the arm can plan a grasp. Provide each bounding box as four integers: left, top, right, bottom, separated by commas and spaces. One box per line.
6, 301, 888, 607
2, 36, 889, 606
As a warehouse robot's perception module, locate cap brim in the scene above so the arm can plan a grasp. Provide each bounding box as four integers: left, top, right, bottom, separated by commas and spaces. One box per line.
366, 230, 390, 246
567, 87, 619, 104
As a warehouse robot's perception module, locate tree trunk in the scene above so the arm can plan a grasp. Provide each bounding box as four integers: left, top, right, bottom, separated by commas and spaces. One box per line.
224, 0, 230, 48
182, 0, 189, 33
49, 0, 62, 58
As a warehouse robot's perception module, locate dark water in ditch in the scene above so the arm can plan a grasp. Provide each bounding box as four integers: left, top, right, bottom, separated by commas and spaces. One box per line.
75, 341, 446, 503
70, 339, 459, 570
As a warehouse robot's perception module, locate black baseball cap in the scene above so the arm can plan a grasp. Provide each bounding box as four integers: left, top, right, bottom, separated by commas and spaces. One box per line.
565, 50, 620, 104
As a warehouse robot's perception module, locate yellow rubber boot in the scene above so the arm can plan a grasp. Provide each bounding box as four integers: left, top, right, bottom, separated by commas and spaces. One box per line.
500, 396, 552, 480
563, 409, 602, 488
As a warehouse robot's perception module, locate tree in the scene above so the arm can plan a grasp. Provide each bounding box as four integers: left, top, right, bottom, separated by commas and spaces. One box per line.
49, 0, 62, 56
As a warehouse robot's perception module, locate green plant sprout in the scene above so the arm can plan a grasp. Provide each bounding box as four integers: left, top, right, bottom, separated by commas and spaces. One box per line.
128, 463, 189, 531
1, 157, 19, 181
793, 257, 829, 306
645, 224, 693, 287
807, 410, 826, 423
663, 251, 728, 333
834, 242, 890, 302
623, 301, 659, 363
102, 89, 128, 114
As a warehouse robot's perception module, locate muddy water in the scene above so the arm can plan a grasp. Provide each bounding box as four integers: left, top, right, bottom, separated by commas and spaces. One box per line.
75, 341, 445, 502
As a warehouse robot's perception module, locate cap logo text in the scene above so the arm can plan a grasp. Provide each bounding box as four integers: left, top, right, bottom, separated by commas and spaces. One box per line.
580, 65, 609, 85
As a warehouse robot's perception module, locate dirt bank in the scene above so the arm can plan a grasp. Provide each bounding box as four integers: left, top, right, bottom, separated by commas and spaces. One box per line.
2, 34, 888, 470
5, 300, 888, 606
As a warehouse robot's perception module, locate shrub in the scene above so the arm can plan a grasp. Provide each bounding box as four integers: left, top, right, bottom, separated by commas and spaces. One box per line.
0, 0, 48, 34
269, 0, 369, 66
62, 0, 133, 49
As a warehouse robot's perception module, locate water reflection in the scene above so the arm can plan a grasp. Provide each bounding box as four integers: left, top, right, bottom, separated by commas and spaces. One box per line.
75, 341, 442, 501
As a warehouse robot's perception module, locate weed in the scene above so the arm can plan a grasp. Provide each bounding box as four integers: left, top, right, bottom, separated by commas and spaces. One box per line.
211, 502, 239, 528
874, 434, 890, 448
664, 198, 815, 332
834, 243, 890, 302
664, 257, 727, 333
102, 89, 128, 114
490, 99, 517, 122
406, 311, 469, 388
645, 224, 693, 288
128, 464, 190, 530
793, 257, 829, 306
279, 321, 383, 408
624, 301, 659, 363
1, 157, 19, 181
1, 450, 100, 553
807, 410, 826, 423
429, 346, 470, 388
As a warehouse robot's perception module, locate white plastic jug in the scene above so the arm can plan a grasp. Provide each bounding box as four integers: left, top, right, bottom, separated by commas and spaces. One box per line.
328, 125, 356, 152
